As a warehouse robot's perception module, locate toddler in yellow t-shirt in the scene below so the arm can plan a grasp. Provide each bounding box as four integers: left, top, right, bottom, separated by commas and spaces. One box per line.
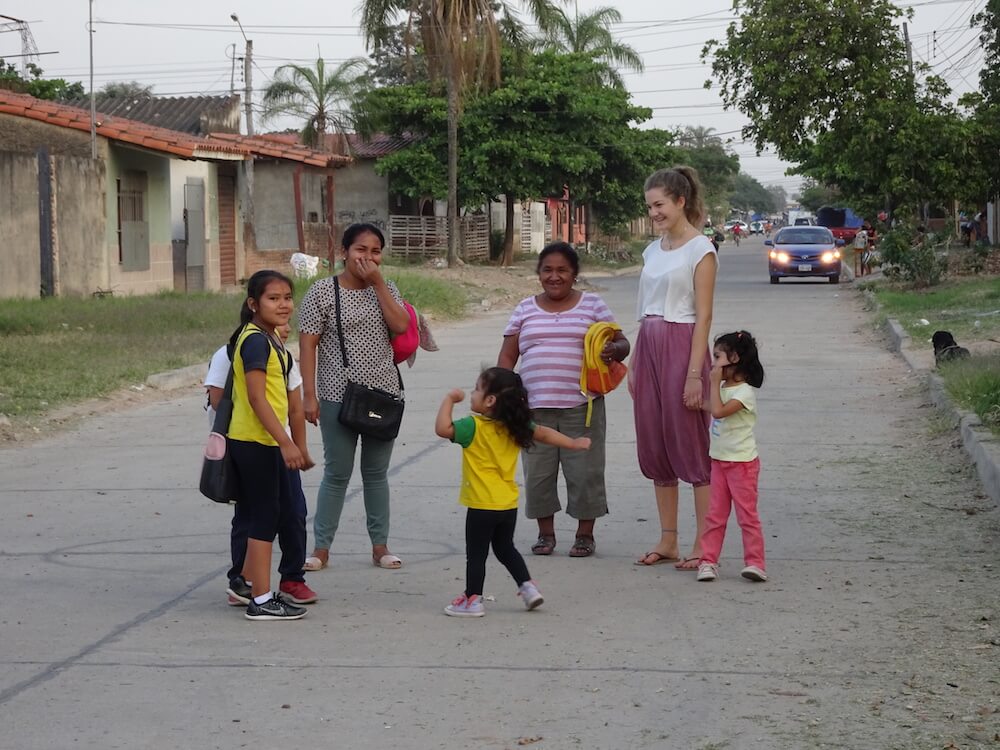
434, 367, 590, 617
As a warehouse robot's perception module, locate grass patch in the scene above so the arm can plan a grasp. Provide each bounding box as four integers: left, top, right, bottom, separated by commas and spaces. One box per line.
940, 354, 1000, 434
864, 275, 1000, 342
0, 291, 239, 416
0, 270, 471, 417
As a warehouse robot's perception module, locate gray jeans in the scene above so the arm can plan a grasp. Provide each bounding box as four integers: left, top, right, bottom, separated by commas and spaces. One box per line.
522, 399, 608, 520
313, 399, 394, 549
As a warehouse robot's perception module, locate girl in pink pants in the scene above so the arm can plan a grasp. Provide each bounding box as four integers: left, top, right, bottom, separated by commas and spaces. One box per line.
697, 331, 767, 583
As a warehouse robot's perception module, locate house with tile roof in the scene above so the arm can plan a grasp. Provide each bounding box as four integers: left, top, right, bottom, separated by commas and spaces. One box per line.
0, 90, 349, 298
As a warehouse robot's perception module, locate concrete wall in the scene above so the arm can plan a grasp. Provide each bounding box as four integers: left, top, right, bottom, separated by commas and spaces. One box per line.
255, 161, 298, 250
53, 156, 106, 296
334, 161, 389, 232
0, 151, 41, 298
106, 145, 174, 295
0, 149, 106, 298
0, 113, 94, 158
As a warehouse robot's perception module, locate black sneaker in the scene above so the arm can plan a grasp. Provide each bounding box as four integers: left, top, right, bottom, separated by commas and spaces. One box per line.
245, 593, 307, 621
226, 576, 252, 606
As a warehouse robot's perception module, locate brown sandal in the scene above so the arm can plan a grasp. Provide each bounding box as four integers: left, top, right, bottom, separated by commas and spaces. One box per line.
531, 535, 556, 555
569, 535, 596, 558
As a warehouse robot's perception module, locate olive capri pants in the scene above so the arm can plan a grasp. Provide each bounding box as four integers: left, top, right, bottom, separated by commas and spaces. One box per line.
523, 399, 608, 520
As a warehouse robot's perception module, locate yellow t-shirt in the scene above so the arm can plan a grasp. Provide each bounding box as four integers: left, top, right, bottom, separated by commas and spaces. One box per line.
452, 415, 521, 511
228, 324, 292, 446
709, 382, 758, 462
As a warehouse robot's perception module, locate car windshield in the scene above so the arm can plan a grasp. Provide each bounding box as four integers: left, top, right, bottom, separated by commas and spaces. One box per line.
776, 228, 833, 244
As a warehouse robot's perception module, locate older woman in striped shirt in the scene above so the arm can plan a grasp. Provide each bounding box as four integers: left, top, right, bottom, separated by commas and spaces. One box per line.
497, 242, 629, 557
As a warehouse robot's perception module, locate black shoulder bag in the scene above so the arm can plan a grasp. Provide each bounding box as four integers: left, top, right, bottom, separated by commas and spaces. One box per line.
199, 363, 240, 503
333, 276, 405, 441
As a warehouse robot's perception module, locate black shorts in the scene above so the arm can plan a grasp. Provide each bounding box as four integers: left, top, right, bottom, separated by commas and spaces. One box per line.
228, 439, 294, 542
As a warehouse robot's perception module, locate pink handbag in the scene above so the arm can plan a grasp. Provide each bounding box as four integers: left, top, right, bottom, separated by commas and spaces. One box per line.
391, 302, 420, 364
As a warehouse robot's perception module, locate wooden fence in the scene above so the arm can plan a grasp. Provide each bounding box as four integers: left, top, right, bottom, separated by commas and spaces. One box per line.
387, 214, 489, 262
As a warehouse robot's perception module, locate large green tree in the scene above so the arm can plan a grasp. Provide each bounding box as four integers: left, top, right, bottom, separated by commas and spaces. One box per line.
358, 51, 673, 262
961, 0, 1000, 205
359, 0, 562, 266
261, 57, 369, 147
729, 173, 775, 214
675, 138, 740, 224
704, 0, 967, 216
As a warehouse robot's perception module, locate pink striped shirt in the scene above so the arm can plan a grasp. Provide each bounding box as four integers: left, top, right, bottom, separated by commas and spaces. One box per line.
503, 292, 616, 409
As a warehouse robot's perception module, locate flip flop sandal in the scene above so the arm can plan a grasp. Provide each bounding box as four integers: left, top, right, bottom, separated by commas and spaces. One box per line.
674, 556, 702, 571
303, 556, 328, 572
531, 535, 556, 555
569, 536, 596, 558
633, 551, 680, 566
373, 553, 403, 569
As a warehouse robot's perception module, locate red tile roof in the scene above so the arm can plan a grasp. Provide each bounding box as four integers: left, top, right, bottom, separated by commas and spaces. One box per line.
0, 89, 247, 160
209, 133, 351, 168
0, 91, 347, 168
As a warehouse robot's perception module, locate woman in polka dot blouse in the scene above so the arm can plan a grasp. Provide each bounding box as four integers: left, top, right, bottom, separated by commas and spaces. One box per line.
298, 223, 411, 571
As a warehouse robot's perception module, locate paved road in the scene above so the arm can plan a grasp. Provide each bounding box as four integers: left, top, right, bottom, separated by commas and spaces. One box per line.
2, 236, 997, 749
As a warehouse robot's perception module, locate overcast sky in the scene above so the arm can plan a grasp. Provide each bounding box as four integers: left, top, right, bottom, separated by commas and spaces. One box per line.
1, 0, 985, 196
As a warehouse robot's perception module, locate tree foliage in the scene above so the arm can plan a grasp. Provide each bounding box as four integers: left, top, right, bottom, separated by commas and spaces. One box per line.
359, 0, 557, 265
704, 0, 971, 217
357, 51, 674, 235
729, 173, 775, 214
0, 60, 84, 101
99, 81, 153, 98
533, 5, 643, 88
675, 137, 739, 222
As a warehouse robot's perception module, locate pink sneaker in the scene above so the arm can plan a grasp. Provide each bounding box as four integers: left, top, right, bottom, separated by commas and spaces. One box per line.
279, 580, 318, 604
444, 593, 485, 617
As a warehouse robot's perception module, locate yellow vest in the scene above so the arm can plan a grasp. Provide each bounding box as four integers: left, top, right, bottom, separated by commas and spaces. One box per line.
229, 324, 291, 446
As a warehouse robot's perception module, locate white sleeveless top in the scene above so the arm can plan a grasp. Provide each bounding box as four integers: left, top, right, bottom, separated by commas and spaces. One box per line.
636, 235, 718, 323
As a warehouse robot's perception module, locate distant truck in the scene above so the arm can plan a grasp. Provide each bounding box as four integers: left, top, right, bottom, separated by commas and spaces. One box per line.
815, 206, 863, 244
786, 209, 813, 226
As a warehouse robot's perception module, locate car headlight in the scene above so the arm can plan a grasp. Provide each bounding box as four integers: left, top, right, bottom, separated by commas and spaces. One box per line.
821, 251, 841, 263
770, 251, 789, 263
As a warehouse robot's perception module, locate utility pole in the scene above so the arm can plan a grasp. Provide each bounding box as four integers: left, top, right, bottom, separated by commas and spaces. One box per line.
902, 22, 913, 78
231, 14, 253, 135
88, 0, 96, 159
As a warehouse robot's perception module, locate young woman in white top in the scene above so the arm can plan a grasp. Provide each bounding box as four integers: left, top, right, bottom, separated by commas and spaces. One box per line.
630, 167, 719, 570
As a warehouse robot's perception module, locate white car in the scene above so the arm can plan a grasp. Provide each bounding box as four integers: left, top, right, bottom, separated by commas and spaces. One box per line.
723, 220, 749, 233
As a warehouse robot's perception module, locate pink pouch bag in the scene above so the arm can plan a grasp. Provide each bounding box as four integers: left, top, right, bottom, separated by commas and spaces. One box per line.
391, 302, 420, 364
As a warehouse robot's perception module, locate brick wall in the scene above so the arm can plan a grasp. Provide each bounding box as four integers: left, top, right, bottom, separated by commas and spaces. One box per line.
243, 247, 295, 280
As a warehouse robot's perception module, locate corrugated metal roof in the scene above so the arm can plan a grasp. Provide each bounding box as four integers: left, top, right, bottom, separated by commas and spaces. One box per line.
63, 95, 241, 135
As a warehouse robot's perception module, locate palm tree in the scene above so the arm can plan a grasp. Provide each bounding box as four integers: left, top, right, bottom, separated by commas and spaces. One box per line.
261, 57, 369, 148
537, 6, 643, 88
678, 125, 721, 149
360, 0, 562, 267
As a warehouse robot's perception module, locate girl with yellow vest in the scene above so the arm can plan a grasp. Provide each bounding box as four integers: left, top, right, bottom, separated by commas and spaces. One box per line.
228, 270, 315, 621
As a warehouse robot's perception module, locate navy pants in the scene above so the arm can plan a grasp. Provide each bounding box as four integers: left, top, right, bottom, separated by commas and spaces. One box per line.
227, 465, 307, 584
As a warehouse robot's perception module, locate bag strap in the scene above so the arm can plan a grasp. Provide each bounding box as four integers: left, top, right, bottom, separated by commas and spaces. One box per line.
211, 364, 235, 434
333, 275, 350, 369
333, 275, 404, 394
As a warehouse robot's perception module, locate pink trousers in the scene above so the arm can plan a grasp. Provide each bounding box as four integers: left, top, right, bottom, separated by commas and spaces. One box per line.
700, 458, 765, 568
